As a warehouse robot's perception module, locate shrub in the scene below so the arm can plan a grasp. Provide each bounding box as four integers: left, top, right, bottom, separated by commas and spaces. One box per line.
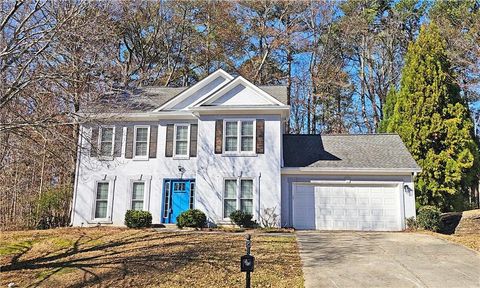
176, 209, 207, 229
124, 210, 152, 228
35, 185, 72, 229
259, 207, 279, 228
229, 210, 254, 228
417, 205, 441, 231
405, 217, 418, 231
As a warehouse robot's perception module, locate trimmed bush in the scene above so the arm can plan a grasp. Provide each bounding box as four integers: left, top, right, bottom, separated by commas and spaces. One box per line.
125, 210, 152, 228
417, 205, 441, 231
176, 209, 207, 229
229, 210, 254, 228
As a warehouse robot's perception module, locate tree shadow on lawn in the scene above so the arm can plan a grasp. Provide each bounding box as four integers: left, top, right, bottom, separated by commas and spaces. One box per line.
1, 231, 273, 287
1, 231, 218, 287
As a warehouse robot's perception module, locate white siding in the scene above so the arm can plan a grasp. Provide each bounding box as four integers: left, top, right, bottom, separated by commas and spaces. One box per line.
72, 120, 197, 226
195, 114, 282, 225
211, 84, 273, 106
72, 115, 283, 227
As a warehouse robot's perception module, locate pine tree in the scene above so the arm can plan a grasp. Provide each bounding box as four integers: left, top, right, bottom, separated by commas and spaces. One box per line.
386, 24, 479, 211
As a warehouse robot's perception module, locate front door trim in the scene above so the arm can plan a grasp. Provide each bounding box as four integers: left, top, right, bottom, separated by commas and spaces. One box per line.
161, 178, 195, 224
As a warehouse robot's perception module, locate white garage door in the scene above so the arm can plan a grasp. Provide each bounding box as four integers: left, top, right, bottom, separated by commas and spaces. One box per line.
293, 184, 403, 231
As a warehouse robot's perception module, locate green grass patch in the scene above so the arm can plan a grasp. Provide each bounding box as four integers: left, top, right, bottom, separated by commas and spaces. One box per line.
50, 237, 75, 249
0, 240, 34, 256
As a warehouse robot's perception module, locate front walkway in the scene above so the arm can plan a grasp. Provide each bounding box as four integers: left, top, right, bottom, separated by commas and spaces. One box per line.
297, 231, 480, 288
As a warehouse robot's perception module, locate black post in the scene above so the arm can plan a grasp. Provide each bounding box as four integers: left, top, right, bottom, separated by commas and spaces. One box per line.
246, 234, 251, 288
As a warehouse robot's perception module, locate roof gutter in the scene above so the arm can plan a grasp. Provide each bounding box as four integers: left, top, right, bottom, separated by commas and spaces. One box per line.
77, 111, 197, 121
281, 167, 422, 176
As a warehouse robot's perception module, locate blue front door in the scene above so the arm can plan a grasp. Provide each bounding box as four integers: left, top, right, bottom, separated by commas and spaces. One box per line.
163, 179, 194, 224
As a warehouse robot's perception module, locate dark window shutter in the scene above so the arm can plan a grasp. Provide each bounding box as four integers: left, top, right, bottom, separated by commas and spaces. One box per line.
149, 125, 158, 158
214, 120, 223, 154
114, 126, 123, 157
165, 124, 174, 157
256, 119, 265, 154
90, 127, 99, 157
190, 124, 198, 157
125, 127, 134, 159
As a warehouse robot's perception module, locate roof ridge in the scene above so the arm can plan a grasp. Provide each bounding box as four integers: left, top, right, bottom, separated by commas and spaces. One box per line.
140, 84, 288, 90
284, 133, 399, 136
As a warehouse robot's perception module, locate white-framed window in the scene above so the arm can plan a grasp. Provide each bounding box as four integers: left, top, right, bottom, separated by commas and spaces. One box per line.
240, 179, 253, 214
131, 181, 145, 210
223, 120, 255, 154
94, 182, 110, 219
224, 179, 237, 218
174, 124, 190, 157
99, 126, 115, 157
223, 178, 254, 218
134, 125, 150, 159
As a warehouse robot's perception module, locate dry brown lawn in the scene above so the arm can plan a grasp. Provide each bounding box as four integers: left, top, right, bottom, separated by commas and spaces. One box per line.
0, 228, 303, 287
433, 233, 480, 252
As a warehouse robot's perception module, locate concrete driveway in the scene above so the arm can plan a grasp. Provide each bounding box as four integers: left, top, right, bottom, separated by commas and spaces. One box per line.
297, 232, 480, 288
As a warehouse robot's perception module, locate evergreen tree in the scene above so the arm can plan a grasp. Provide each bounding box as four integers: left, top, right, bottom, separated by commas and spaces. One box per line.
386, 24, 479, 211
378, 87, 397, 133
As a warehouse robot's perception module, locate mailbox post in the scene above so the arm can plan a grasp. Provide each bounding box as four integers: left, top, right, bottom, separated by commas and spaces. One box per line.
241, 234, 254, 288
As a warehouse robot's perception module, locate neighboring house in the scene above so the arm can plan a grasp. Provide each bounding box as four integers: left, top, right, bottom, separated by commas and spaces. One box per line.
71, 69, 421, 231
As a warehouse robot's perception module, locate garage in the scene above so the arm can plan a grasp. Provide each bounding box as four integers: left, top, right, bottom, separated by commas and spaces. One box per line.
293, 183, 403, 231
282, 134, 422, 231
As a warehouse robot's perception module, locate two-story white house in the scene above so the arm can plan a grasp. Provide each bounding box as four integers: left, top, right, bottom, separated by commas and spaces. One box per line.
72, 69, 421, 231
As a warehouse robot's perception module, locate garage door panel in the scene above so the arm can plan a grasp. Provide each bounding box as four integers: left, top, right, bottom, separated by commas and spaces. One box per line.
293, 185, 316, 230
293, 183, 402, 231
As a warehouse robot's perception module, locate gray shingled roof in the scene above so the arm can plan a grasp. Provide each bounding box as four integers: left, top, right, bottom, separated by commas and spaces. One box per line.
82, 85, 287, 113
283, 134, 420, 170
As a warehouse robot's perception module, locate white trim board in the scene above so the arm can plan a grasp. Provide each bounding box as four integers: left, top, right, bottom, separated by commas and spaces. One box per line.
281, 167, 421, 175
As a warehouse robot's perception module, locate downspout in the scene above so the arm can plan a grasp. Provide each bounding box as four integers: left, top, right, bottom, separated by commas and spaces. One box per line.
257, 172, 261, 223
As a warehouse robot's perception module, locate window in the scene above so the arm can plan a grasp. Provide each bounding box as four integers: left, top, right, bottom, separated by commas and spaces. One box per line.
224, 120, 255, 153
174, 124, 189, 156
223, 179, 254, 218
240, 180, 253, 214
163, 181, 171, 219
134, 126, 149, 158
131, 182, 145, 210
241, 121, 254, 152
173, 182, 186, 191
190, 182, 195, 209
95, 182, 109, 219
225, 122, 238, 152
99, 127, 114, 156
224, 180, 237, 218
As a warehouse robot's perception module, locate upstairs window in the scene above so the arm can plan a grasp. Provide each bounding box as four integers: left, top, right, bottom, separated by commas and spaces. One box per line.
224, 120, 255, 153
240, 121, 254, 152
134, 126, 149, 158
99, 127, 114, 157
174, 124, 189, 157
225, 121, 238, 152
